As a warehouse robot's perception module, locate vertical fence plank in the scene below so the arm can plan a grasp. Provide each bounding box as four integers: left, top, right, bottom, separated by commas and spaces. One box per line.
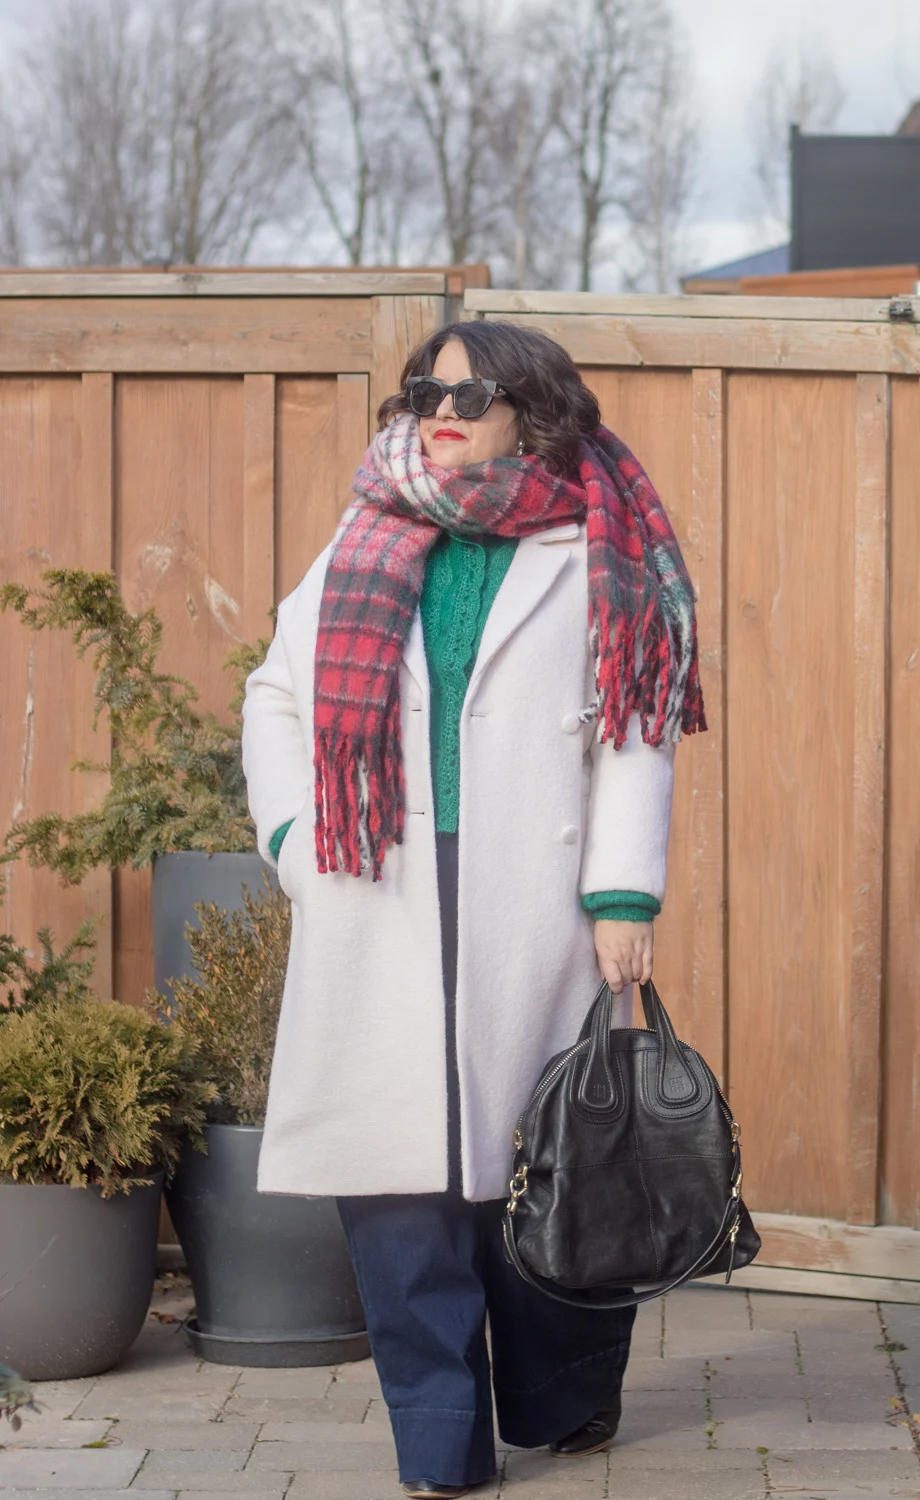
79, 374, 115, 999
113, 376, 246, 1005
847, 372, 890, 1225
689, 369, 727, 1086
0, 377, 113, 996
337, 373, 370, 510
727, 373, 855, 1220
242, 374, 276, 641
884, 377, 920, 1229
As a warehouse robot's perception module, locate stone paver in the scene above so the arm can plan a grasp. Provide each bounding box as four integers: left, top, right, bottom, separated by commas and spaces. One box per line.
246, 1437, 398, 1471
110, 1418, 260, 1450
0, 1447, 147, 1488
0, 1417, 113, 1448
1, 1274, 918, 1499
0, 1492, 175, 1500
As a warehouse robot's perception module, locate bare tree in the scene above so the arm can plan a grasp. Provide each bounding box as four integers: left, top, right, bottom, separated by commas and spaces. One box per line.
750, 45, 845, 232
20, 0, 290, 266
0, 84, 30, 264
25, 0, 155, 264
386, 0, 507, 264
270, 0, 417, 266
620, 17, 698, 292
150, 0, 292, 264
486, 51, 568, 288
540, 0, 674, 291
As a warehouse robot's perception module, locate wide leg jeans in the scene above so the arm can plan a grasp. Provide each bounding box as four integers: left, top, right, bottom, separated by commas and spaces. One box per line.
337, 833, 635, 1488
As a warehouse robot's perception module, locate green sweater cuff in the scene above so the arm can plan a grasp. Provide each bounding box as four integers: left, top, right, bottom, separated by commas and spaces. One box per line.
582, 890, 661, 923
269, 819, 295, 864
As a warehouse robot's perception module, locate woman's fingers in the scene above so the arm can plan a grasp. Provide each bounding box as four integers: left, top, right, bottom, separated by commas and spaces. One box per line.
605, 959, 626, 994
639, 947, 654, 984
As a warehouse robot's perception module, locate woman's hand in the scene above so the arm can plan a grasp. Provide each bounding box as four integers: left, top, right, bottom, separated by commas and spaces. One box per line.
593, 919, 654, 995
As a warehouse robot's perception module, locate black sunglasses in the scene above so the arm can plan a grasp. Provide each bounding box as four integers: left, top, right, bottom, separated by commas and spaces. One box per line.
405, 375, 508, 420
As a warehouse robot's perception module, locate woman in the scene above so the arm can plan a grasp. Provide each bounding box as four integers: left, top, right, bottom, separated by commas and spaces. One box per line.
242, 321, 705, 1499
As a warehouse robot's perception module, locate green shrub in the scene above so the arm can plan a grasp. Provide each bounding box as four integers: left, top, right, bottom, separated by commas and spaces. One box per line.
0, 916, 97, 1017
0, 569, 270, 880
0, 997, 216, 1196
156, 879, 290, 1126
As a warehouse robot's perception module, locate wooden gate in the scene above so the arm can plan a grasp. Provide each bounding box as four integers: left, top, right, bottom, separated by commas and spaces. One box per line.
0, 270, 444, 1015
464, 289, 920, 1300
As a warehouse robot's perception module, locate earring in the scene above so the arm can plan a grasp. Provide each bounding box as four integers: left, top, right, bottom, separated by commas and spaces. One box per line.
517, 438, 525, 456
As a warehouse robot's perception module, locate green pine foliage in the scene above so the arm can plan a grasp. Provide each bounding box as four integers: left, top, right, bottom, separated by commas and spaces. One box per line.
0, 569, 272, 880
0, 996, 216, 1196
0, 919, 97, 1017
156, 879, 291, 1126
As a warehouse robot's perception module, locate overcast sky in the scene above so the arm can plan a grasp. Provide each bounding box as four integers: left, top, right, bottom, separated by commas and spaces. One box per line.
677, 0, 918, 269
1, 0, 917, 276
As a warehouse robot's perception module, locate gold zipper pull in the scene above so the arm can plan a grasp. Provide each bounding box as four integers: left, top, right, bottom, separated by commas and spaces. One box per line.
513, 1128, 523, 1150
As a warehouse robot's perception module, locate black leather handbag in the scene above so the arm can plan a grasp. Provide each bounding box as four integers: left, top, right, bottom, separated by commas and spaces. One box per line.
503, 978, 761, 1308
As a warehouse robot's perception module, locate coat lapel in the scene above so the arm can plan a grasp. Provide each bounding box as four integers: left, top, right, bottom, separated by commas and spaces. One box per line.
467, 525, 578, 699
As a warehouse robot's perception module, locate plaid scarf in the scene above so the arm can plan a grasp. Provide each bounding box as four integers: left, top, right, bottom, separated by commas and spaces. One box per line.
314, 413, 705, 880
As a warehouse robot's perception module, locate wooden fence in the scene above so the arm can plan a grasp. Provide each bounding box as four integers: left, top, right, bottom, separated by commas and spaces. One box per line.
1, 274, 918, 1296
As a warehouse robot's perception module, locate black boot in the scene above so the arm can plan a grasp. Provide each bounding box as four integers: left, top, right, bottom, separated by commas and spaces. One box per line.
548, 1392, 622, 1458
401, 1482, 470, 1498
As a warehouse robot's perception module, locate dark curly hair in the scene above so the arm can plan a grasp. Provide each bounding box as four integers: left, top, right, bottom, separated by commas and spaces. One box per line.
377, 320, 601, 478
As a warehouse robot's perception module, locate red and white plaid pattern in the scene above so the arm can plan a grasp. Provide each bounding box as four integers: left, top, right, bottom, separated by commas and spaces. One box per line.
314, 415, 705, 880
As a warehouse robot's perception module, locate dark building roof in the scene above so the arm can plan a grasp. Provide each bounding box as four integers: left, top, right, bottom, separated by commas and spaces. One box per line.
683, 243, 790, 283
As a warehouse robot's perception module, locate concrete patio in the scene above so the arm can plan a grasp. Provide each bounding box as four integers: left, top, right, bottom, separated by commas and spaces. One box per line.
1, 1274, 918, 1500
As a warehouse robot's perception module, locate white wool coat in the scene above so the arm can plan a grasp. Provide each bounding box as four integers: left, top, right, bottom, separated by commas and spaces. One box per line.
242, 520, 676, 1202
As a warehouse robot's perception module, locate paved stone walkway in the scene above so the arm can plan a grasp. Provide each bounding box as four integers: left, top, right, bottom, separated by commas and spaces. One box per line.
1, 1274, 919, 1500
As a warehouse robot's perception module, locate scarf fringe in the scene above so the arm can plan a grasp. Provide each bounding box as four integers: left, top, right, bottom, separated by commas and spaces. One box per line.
314, 694, 405, 881
593, 590, 706, 750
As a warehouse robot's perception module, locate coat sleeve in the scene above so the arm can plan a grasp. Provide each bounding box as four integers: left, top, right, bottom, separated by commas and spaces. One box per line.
579, 713, 676, 906
241, 594, 313, 868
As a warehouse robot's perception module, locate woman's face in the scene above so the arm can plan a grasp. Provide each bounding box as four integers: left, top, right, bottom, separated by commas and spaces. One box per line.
417, 339, 520, 469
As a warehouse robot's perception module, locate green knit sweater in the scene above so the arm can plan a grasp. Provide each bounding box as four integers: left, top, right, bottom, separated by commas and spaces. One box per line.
269, 533, 660, 924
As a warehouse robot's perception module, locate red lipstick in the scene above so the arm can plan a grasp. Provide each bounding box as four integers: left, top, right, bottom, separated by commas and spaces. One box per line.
433, 428, 464, 441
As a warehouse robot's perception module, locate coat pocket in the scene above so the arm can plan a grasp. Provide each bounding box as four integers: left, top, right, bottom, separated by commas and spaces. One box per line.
276, 811, 305, 900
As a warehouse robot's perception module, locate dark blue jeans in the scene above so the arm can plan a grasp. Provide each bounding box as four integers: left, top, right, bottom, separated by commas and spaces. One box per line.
337, 1192, 635, 1487
336, 834, 634, 1487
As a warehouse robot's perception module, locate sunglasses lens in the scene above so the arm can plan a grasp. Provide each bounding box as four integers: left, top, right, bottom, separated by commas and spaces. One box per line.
408, 379, 443, 417
454, 381, 491, 418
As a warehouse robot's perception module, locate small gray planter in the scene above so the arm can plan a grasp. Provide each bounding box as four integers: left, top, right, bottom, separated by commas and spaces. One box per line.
0, 1176, 163, 1381
152, 850, 275, 1001
166, 1125, 369, 1367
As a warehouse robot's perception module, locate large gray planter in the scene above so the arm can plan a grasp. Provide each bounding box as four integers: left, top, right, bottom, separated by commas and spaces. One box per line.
152, 850, 275, 1000
0, 1176, 163, 1380
165, 1125, 369, 1368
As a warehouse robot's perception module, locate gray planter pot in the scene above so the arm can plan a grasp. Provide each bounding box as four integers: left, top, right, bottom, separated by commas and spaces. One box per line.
0, 1176, 163, 1381
152, 850, 275, 1001
165, 1125, 369, 1368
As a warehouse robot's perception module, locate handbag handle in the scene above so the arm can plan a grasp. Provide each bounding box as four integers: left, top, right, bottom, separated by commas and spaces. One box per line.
502, 1167, 743, 1311
577, 979, 699, 1112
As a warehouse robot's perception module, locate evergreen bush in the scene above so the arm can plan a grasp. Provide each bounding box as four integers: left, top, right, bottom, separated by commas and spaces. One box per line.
0, 996, 215, 1196
0, 899, 97, 1017
156, 878, 290, 1126
0, 569, 270, 880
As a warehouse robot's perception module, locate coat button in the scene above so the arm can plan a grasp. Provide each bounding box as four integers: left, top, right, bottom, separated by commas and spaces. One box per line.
560, 825, 579, 845
561, 712, 581, 734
